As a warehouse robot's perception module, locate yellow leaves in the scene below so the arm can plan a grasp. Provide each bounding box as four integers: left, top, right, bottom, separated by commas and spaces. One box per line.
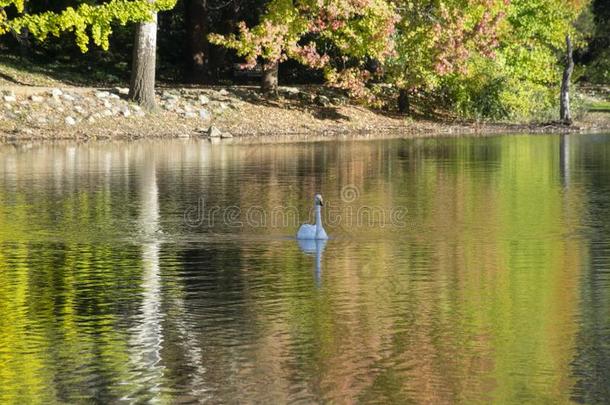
0, 0, 176, 53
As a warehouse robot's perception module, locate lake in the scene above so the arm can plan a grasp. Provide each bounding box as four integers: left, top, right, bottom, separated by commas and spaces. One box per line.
1, 134, 609, 403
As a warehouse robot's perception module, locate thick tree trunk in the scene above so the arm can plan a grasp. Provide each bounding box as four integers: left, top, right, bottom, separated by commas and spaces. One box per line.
129, 10, 158, 110
185, 0, 209, 83
261, 61, 278, 93
398, 89, 410, 114
560, 35, 574, 125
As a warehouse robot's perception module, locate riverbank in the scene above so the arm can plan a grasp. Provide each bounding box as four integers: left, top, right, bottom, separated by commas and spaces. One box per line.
2, 83, 610, 143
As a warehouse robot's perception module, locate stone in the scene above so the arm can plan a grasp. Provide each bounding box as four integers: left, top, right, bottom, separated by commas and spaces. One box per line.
198, 109, 211, 120
208, 125, 222, 138
109, 94, 120, 100
184, 111, 197, 119
3, 95, 16, 103
198, 95, 210, 105
114, 87, 129, 95
74, 105, 86, 114
102, 109, 113, 117
315, 95, 330, 107
281, 86, 300, 95
220, 131, 233, 139
219, 102, 229, 111
30, 95, 44, 103
62, 94, 76, 102
65, 116, 77, 126
87, 116, 96, 124
121, 108, 131, 117
218, 89, 229, 96
50, 88, 63, 98
162, 91, 179, 101
103, 100, 113, 109
95, 91, 110, 99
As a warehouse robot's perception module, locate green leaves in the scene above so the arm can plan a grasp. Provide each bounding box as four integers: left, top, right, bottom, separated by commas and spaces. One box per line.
0, 0, 177, 52
209, 0, 398, 101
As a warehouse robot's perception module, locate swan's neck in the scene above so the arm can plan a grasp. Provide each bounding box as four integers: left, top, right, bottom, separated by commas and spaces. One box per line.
315, 205, 322, 229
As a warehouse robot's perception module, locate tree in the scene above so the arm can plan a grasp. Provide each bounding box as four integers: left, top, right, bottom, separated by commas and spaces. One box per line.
129, 0, 159, 110
184, 0, 210, 83
209, 0, 398, 97
560, 35, 574, 124
388, 0, 506, 114
1, 0, 176, 109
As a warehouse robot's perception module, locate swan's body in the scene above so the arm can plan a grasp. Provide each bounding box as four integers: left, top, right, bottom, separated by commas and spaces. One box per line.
297, 194, 328, 240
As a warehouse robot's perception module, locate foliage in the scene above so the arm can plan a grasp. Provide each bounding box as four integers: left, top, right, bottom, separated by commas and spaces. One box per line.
0, 0, 177, 52
429, 0, 588, 121
209, 0, 398, 102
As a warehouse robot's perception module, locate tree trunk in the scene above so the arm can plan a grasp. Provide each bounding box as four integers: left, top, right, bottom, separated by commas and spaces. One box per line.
261, 61, 278, 93
398, 89, 410, 114
185, 0, 209, 83
129, 9, 158, 110
560, 35, 574, 125
11, 0, 31, 58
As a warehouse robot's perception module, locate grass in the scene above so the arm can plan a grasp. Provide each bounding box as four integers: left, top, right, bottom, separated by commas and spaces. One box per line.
587, 100, 610, 113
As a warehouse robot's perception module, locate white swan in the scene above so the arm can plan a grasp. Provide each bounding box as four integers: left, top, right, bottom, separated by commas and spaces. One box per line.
297, 194, 328, 240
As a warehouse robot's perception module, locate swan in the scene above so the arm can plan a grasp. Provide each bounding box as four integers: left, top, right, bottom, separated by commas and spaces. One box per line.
297, 194, 328, 240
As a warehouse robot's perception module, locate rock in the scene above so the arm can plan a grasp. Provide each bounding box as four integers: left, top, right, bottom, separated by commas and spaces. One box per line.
162, 91, 179, 101
208, 125, 222, 138
121, 107, 131, 117
3, 95, 16, 103
218, 89, 229, 96
114, 87, 129, 96
103, 100, 113, 109
74, 105, 86, 114
95, 91, 110, 99
87, 116, 96, 124
198, 109, 211, 120
315, 95, 330, 107
220, 131, 233, 139
184, 111, 197, 119
50, 88, 63, 98
102, 109, 113, 117
281, 86, 300, 95
198, 95, 210, 105
62, 94, 76, 102
65, 116, 77, 126
219, 102, 229, 111
109, 94, 120, 100
30, 95, 44, 103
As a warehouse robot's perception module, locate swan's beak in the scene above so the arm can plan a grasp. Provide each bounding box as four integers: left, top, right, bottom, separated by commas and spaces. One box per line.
319, 199, 324, 206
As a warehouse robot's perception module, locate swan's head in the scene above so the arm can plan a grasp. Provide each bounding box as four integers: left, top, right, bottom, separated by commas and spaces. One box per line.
314, 194, 324, 206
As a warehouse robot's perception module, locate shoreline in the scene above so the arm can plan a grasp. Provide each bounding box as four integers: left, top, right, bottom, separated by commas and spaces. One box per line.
2, 84, 609, 144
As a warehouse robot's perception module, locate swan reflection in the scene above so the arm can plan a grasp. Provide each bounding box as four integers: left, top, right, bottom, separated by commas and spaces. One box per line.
298, 238, 327, 286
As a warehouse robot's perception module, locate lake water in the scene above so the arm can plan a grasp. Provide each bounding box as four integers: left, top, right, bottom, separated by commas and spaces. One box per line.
1, 134, 609, 404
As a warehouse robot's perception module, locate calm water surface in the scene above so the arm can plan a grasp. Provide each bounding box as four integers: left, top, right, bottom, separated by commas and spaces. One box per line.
1, 134, 610, 403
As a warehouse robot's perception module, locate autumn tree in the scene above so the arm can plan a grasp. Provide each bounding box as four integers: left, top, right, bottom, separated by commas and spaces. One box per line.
209, 0, 398, 97
388, 0, 507, 113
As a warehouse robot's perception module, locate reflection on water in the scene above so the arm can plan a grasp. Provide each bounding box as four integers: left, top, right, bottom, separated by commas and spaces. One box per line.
298, 238, 327, 287
1, 134, 610, 403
